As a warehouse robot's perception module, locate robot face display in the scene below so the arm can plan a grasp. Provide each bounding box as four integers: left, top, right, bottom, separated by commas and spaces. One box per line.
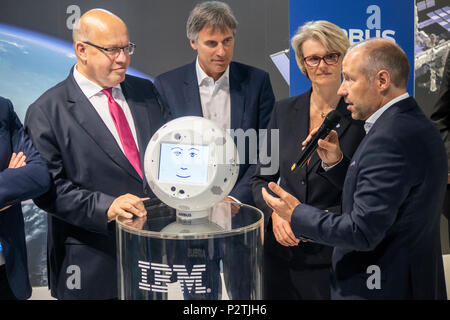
144, 116, 239, 213
158, 143, 209, 185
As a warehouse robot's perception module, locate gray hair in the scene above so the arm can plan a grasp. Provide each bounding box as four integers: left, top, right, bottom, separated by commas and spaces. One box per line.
291, 20, 349, 75
348, 38, 409, 89
186, 1, 238, 41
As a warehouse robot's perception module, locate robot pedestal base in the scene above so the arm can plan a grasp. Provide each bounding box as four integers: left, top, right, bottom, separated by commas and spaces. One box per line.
116, 201, 263, 300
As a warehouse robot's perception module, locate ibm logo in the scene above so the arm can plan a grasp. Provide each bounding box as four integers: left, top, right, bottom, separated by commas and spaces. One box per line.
138, 261, 208, 294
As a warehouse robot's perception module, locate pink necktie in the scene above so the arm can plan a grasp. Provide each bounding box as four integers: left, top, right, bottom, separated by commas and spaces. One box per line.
102, 88, 142, 179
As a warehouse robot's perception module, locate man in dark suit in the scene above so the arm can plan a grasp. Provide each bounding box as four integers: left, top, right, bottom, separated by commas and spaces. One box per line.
262, 38, 448, 299
24, 10, 168, 299
252, 92, 365, 299
431, 52, 450, 242
0, 97, 50, 299
154, 1, 274, 206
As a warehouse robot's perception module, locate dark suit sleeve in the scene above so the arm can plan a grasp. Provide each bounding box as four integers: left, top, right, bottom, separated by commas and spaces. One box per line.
257, 72, 276, 131
153, 77, 170, 116
317, 155, 352, 191
290, 133, 411, 251
229, 72, 275, 205
152, 78, 173, 125
24, 104, 114, 235
431, 53, 450, 168
0, 99, 50, 208
251, 106, 279, 229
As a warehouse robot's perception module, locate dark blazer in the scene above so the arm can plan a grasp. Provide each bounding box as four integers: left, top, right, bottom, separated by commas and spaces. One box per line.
0, 97, 50, 299
24, 70, 169, 299
291, 97, 448, 299
154, 60, 275, 206
431, 52, 450, 219
252, 90, 365, 266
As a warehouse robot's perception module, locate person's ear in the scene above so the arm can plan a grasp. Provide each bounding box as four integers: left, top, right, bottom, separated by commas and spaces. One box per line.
75, 41, 88, 64
190, 39, 198, 51
376, 70, 391, 91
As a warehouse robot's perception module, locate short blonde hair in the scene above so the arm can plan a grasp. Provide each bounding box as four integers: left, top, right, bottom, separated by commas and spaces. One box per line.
291, 20, 349, 75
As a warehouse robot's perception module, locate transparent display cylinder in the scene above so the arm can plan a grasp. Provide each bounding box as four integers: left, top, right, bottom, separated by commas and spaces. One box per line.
116, 201, 264, 300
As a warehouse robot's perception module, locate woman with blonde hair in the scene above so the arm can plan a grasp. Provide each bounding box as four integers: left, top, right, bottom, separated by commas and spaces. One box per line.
252, 21, 365, 299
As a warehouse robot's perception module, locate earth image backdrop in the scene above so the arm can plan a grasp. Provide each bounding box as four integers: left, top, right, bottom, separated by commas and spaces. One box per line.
0, 23, 151, 286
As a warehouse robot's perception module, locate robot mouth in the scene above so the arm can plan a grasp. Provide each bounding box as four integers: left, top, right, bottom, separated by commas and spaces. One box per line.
176, 174, 191, 179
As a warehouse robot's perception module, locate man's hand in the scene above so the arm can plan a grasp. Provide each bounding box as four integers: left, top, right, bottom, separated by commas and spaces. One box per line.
8, 152, 26, 169
262, 182, 300, 223
224, 196, 240, 216
122, 215, 147, 230
302, 129, 342, 167
271, 211, 300, 246
107, 194, 149, 222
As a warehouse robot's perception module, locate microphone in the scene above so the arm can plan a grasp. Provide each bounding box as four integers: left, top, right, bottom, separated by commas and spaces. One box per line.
291, 109, 341, 171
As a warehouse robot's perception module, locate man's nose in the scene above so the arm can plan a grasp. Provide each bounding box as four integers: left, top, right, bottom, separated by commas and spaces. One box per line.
115, 48, 129, 63
337, 82, 346, 96
216, 43, 225, 56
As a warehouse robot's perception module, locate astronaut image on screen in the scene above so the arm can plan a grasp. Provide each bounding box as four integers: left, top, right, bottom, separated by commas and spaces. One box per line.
159, 143, 209, 185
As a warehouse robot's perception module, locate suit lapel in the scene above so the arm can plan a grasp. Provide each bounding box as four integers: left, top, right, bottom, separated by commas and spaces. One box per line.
288, 92, 311, 182
348, 97, 414, 168
229, 62, 245, 130
65, 72, 142, 182
183, 61, 203, 117
121, 79, 153, 181
367, 96, 415, 137
292, 90, 318, 173
285, 91, 310, 171
295, 90, 312, 148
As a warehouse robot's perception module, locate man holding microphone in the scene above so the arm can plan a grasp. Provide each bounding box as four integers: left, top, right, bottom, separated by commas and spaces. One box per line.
262, 38, 448, 299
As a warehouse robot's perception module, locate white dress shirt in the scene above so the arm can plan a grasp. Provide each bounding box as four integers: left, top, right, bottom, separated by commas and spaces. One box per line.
196, 58, 239, 203
73, 66, 139, 154
196, 57, 231, 132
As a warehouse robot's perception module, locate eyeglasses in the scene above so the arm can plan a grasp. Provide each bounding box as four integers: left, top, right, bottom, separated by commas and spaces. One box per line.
83, 41, 136, 57
303, 52, 341, 67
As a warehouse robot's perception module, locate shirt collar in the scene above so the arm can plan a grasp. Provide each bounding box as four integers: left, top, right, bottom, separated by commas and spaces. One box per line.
195, 56, 229, 87
73, 65, 122, 99
364, 92, 409, 134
